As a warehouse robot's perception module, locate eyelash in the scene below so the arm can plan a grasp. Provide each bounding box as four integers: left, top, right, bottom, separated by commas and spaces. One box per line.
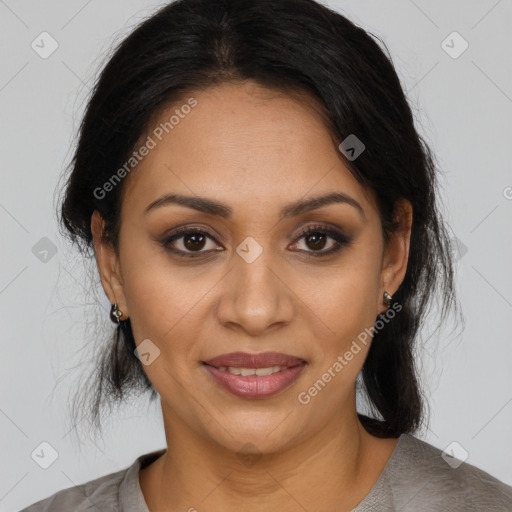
160, 224, 352, 259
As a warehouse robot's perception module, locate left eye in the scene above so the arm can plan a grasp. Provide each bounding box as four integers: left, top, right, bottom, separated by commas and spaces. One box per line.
161, 225, 351, 258
294, 230, 337, 252
291, 225, 351, 256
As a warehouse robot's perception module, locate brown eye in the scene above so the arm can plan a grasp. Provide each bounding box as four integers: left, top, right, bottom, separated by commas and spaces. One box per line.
162, 228, 221, 257
182, 232, 207, 251
303, 231, 328, 251
292, 224, 353, 257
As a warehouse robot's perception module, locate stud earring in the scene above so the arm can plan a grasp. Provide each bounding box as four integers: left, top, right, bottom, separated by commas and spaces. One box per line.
110, 303, 123, 323
383, 291, 393, 307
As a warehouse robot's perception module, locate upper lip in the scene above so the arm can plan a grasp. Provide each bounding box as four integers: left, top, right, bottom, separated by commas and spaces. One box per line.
203, 351, 306, 369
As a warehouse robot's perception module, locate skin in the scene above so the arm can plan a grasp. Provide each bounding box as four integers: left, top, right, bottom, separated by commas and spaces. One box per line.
92, 80, 413, 511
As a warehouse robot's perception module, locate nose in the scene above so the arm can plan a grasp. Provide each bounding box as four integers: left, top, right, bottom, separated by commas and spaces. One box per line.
215, 245, 295, 337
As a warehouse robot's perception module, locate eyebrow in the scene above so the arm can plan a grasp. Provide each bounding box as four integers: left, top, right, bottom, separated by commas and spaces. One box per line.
144, 191, 365, 221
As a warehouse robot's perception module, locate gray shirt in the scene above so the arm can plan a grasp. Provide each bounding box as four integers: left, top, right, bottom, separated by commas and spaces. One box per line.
19, 433, 512, 511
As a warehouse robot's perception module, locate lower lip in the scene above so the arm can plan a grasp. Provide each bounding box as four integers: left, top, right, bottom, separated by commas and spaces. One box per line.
203, 363, 306, 399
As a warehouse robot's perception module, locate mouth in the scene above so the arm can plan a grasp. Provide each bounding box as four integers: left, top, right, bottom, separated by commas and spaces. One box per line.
202, 352, 307, 399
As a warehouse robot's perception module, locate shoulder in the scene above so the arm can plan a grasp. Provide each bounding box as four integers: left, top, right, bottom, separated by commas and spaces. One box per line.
18, 467, 127, 512
19, 448, 165, 512
16, 447, 168, 512
388, 433, 512, 511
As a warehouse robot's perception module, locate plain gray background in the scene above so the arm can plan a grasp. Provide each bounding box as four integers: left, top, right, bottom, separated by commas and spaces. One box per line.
1, 0, 511, 510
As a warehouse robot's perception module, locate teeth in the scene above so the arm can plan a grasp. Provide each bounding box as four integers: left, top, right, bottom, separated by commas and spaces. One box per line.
255, 366, 278, 376
220, 365, 287, 376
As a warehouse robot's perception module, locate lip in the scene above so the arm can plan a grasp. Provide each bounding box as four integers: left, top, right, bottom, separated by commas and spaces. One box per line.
203, 364, 306, 399
202, 351, 307, 400
203, 351, 305, 369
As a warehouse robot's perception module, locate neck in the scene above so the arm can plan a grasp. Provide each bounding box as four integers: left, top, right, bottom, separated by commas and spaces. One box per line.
139, 401, 399, 511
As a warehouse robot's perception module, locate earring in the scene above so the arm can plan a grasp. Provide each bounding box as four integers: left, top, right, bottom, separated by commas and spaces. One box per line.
383, 291, 393, 307
110, 303, 123, 323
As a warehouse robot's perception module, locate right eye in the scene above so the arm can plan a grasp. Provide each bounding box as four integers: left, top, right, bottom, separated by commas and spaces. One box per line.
161, 228, 223, 258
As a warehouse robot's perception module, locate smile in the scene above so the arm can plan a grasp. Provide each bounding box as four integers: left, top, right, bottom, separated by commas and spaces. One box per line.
202, 352, 307, 399
215, 365, 290, 376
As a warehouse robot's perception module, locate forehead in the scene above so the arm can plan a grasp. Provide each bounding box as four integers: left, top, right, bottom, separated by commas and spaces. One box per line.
121, 81, 376, 218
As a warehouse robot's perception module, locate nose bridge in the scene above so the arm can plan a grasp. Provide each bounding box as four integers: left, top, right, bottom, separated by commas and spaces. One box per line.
216, 235, 293, 334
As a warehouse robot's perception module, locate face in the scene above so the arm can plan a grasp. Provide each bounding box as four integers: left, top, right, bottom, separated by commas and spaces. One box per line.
92, 81, 411, 455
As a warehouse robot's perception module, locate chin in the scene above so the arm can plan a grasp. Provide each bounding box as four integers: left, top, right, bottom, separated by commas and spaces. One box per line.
202, 407, 308, 455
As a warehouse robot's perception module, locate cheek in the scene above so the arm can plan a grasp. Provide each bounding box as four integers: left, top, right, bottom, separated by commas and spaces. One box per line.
118, 237, 203, 353
316, 243, 382, 337
301, 246, 383, 397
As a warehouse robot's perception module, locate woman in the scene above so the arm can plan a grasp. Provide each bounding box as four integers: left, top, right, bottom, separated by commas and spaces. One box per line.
21, 0, 512, 510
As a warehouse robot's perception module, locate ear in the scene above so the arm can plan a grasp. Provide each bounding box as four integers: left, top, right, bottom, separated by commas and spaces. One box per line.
377, 198, 413, 315
91, 210, 129, 320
